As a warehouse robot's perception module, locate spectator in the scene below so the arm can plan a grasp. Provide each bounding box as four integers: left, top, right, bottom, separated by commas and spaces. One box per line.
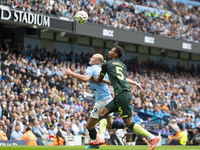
169, 125, 188, 146
0, 126, 8, 140
78, 124, 89, 136
32, 121, 42, 138
10, 124, 23, 140
169, 119, 180, 132
159, 126, 168, 136
132, 112, 141, 124
70, 118, 80, 135
48, 125, 56, 139
38, 122, 48, 139
144, 117, 152, 124
164, 125, 171, 137
50, 130, 65, 146
154, 124, 160, 133
190, 128, 200, 145
22, 126, 37, 146
1, 104, 8, 118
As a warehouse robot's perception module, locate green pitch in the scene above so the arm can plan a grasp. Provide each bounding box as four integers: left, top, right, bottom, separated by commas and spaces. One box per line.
0, 146, 199, 150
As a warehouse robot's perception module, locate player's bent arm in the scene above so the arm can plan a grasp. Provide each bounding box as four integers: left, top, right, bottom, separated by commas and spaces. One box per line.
126, 78, 143, 91
91, 77, 111, 85
102, 79, 111, 85
69, 72, 91, 82
92, 74, 104, 83
126, 78, 139, 85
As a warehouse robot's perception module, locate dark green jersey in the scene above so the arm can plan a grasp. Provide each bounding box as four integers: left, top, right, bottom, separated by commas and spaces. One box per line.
100, 59, 130, 94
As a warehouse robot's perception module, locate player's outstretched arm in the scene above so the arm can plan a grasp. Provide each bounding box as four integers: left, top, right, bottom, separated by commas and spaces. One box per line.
126, 78, 143, 91
62, 68, 91, 82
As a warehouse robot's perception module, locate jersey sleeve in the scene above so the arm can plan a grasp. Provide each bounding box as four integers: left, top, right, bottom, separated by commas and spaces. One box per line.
85, 67, 93, 77
100, 63, 107, 76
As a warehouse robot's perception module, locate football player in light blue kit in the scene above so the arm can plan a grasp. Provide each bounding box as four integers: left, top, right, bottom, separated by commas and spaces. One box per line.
63, 54, 126, 149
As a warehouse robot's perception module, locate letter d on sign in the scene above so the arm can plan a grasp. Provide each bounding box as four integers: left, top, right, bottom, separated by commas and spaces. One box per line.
1, 8, 11, 20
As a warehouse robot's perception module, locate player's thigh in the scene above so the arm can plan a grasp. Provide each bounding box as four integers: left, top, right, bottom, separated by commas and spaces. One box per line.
86, 117, 99, 130
93, 98, 116, 117
106, 115, 113, 129
104, 99, 118, 116
116, 91, 132, 119
90, 100, 105, 119
100, 98, 114, 117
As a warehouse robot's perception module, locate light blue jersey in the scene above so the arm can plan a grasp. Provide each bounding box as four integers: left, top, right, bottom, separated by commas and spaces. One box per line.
85, 64, 112, 102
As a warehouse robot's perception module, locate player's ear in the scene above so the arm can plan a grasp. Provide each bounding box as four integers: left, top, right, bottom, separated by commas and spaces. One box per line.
114, 52, 118, 58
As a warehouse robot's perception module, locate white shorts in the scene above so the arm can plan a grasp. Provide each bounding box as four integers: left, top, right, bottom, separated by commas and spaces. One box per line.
90, 98, 113, 119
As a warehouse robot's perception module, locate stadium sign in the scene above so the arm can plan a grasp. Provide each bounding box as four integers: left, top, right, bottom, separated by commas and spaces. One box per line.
76, 23, 200, 54
182, 42, 192, 50
103, 29, 114, 37
0, 5, 74, 32
0, 140, 27, 145
0, 7, 50, 27
144, 36, 155, 44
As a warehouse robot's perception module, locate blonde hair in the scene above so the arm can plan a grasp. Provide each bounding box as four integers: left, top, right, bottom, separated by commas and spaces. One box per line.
93, 54, 105, 65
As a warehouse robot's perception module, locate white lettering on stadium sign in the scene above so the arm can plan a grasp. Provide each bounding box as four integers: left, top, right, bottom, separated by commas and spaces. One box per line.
103, 29, 114, 37
182, 42, 192, 50
0, 140, 27, 145
0, 143, 18, 146
144, 36, 155, 44
0, 7, 50, 27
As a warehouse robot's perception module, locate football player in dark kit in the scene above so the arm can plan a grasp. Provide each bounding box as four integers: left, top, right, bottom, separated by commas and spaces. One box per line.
91, 46, 160, 150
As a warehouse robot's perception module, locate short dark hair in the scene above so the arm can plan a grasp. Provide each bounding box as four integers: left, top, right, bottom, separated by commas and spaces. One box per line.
114, 46, 124, 58
26, 126, 31, 131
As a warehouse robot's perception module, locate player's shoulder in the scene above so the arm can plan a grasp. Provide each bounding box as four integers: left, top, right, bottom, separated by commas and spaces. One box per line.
87, 65, 100, 72
104, 60, 113, 65
120, 60, 126, 66
107, 60, 124, 66
87, 65, 94, 70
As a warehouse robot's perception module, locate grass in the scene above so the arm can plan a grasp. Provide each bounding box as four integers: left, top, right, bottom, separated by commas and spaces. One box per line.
0, 145, 199, 150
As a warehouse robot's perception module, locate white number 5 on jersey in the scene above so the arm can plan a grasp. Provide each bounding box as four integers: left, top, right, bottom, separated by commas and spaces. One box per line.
116, 66, 124, 80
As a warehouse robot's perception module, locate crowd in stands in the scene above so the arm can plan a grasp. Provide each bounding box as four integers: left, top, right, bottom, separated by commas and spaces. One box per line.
1, 0, 199, 43
0, 38, 200, 144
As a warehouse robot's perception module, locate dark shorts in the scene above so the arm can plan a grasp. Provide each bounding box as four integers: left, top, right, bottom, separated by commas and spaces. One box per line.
105, 91, 132, 119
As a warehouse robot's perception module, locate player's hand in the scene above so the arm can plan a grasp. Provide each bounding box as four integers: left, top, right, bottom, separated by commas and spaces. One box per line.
190, 140, 193, 145
62, 68, 72, 75
136, 83, 143, 91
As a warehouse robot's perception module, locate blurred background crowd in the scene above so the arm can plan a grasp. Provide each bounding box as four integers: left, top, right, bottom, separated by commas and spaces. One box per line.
0, 36, 200, 145
0, 0, 199, 43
